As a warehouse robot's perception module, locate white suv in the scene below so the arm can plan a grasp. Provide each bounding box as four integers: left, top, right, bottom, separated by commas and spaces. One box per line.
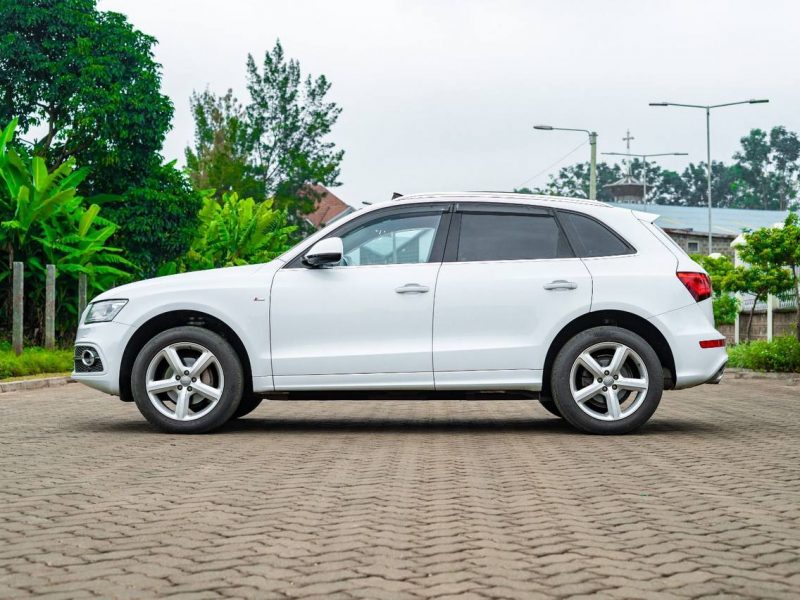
73, 192, 727, 435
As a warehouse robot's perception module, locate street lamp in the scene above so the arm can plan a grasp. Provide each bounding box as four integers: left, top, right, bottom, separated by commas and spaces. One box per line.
602, 151, 688, 206
534, 125, 598, 200
649, 99, 769, 253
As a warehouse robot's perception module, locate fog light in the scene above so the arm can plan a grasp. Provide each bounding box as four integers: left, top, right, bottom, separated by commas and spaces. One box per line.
81, 348, 97, 367
699, 339, 726, 349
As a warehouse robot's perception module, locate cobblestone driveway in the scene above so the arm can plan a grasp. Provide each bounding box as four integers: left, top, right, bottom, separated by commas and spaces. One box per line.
1, 378, 798, 599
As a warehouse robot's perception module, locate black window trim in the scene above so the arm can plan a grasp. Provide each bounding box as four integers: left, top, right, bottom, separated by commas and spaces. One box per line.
554, 208, 637, 258
443, 202, 576, 263
284, 202, 454, 269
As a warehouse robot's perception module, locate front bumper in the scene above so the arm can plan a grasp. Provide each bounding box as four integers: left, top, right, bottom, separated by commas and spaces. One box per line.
71, 320, 133, 396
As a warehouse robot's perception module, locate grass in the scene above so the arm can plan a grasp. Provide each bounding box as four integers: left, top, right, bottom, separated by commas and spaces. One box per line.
727, 336, 800, 373
0, 342, 73, 380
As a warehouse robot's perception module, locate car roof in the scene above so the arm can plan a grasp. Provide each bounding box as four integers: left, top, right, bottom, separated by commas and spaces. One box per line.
366, 191, 614, 212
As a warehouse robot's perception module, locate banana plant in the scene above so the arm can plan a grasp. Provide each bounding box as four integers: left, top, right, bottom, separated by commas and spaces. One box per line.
0, 117, 135, 342
177, 192, 296, 272
0, 119, 90, 263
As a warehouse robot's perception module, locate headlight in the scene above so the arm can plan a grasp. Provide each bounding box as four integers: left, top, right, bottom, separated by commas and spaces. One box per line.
85, 299, 128, 323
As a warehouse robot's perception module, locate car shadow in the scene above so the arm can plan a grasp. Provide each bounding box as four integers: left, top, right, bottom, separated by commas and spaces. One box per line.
75, 414, 724, 436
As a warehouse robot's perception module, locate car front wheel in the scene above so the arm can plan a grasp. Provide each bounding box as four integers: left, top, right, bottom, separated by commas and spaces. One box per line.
131, 326, 244, 433
551, 326, 663, 434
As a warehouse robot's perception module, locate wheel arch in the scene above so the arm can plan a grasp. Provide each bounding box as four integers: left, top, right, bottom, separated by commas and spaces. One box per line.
118, 310, 252, 402
541, 310, 676, 398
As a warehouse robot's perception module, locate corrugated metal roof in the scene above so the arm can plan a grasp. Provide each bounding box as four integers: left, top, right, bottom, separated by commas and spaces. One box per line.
608, 202, 789, 236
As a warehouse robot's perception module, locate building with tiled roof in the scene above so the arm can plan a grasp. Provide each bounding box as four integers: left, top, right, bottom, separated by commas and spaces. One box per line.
304, 185, 354, 229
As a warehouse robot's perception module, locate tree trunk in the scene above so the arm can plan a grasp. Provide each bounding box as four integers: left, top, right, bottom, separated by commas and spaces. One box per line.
746, 295, 760, 342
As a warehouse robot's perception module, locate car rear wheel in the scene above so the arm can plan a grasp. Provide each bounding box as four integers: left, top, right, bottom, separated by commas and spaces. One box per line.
551, 326, 663, 434
131, 326, 243, 433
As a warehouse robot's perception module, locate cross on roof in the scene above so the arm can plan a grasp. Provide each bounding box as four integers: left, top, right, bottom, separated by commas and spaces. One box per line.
623, 129, 634, 152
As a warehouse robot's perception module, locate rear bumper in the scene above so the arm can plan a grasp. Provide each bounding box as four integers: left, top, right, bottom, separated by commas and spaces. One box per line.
649, 302, 728, 390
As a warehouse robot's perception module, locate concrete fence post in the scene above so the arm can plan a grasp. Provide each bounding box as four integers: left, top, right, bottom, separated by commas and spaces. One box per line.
45, 264, 56, 350
734, 293, 741, 345
12, 262, 23, 356
766, 293, 774, 342
78, 273, 87, 322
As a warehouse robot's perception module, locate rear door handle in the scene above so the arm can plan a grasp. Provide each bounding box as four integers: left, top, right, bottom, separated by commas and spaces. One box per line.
395, 283, 430, 294
543, 280, 577, 291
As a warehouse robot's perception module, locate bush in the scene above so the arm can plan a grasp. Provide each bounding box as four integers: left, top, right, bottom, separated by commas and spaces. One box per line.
0, 344, 73, 380
727, 336, 800, 372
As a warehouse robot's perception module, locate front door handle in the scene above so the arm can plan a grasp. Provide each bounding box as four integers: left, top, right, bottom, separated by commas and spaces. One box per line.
395, 283, 430, 294
543, 280, 578, 291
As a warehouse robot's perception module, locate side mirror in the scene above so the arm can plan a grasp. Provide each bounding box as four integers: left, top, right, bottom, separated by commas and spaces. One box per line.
303, 237, 344, 267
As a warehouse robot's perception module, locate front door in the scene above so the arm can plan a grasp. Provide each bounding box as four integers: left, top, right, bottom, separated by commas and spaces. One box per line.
433, 204, 592, 390
270, 205, 450, 390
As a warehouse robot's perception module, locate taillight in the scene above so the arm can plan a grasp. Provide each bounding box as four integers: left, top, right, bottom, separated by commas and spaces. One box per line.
677, 271, 712, 302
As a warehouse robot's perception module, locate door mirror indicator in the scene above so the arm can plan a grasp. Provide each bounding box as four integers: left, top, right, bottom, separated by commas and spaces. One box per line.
303, 237, 344, 267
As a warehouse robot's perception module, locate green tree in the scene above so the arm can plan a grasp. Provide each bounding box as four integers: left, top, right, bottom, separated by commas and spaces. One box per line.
0, 0, 201, 274
186, 40, 344, 230
518, 162, 623, 201
246, 41, 343, 210
732, 127, 800, 210
105, 162, 203, 278
736, 214, 800, 340
185, 89, 261, 200
0, 0, 173, 195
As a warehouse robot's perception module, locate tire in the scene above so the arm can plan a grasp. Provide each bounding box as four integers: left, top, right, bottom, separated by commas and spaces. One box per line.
551, 326, 663, 435
538, 397, 563, 418
233, 395, 263, 419
131, 326, 244, 434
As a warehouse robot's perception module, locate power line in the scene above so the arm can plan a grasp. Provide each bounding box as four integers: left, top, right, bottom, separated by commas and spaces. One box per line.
518, 139, 588, 189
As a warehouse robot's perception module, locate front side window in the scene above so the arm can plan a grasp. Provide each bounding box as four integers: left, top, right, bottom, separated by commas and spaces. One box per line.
340, 213, 442, 266
457, 212, 572, 262
558, 211, 634, 258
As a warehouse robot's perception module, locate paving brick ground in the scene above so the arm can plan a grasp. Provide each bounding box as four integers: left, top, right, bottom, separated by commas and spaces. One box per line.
1, 378, 799, 599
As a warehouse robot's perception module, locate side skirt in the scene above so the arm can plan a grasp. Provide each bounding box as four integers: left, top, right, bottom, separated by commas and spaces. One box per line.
256, 390, 540, 402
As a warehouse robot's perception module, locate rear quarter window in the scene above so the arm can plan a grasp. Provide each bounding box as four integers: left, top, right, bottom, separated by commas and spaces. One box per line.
558, 211, 635, 258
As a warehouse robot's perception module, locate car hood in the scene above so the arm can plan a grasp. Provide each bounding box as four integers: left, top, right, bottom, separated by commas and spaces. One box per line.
93, 261, 283, 303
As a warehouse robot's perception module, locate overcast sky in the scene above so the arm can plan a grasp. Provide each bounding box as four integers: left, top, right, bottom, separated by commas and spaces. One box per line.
99, 0, 800, 207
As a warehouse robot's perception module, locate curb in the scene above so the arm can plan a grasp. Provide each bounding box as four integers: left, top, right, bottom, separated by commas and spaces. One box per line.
0, 376, 75, 394
725, 368, 800, 384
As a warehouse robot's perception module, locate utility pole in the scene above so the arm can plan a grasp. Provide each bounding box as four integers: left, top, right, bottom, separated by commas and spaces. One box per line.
589, 132, 597, 200
534, 125, 599, 200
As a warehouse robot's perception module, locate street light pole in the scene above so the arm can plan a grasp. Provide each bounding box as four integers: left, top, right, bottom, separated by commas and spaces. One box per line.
602, 151, 688, 206
589, 132, 597, 201
534, 125, 598, 200
706, 107, 712, 254
649, 99, 769, 253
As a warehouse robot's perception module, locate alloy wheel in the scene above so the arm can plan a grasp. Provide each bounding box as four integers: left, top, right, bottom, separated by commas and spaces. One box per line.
568, 341, 649, 421
145, 342, 225, 422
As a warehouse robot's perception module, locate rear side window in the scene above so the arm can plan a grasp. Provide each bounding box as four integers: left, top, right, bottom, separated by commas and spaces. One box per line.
558, 211, 634, 258
457, 212, 573, 262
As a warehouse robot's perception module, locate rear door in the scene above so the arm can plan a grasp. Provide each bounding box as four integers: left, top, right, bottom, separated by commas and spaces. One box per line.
432, 203, 592, 390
